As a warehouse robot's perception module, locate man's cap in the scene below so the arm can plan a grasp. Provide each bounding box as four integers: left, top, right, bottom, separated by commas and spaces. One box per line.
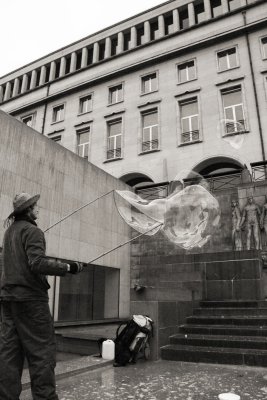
8, 192, 40, 219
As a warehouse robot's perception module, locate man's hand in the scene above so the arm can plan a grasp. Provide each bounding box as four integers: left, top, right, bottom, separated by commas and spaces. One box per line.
67, 262, 84, 274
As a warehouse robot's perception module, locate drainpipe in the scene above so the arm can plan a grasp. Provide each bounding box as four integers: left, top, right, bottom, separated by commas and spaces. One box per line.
41, 83, 50, 134
242, 11, 265, 163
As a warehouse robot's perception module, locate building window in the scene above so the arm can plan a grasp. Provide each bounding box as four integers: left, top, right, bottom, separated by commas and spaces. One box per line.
77, 128, 90, 159
51, 135, 61, 144
21, 114, 34, 127
141, 109, 159, 152
52, 104, 64, 123
177, 60, 196, 83
109, 84, 123, 105
179, 7, 189, 30
141, 72, 157, 94
194, 1, 205, 24
228, 0, 242, 11
217, 47, 238, 71
107, 119, 122, 160
221, 86, 246, 134
79, 94, 92, 114
261, 37, 267, 59
179, 98, 200, 144
211, 0, 223, 18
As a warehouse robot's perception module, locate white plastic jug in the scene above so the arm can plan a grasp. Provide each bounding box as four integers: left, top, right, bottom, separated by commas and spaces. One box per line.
102, 339, 115, 360
218, 393, 240, 400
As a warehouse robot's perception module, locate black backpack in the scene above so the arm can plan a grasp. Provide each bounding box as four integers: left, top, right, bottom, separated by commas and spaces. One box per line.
114, 319, 141, 366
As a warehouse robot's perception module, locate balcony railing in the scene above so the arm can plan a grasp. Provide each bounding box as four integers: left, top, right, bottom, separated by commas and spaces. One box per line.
142, 139, 159, 152
136, 183, 169, 200
181, 130, 199, 143
106, 148, 121, 160
225, 119, 245, 134
251, 162, 267, 182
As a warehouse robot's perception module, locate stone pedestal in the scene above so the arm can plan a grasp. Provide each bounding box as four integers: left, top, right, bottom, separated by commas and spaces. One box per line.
202, 250, 263, 300
130, 250, 264, 360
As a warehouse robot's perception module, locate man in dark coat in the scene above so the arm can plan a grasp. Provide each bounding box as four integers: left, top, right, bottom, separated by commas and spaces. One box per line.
0, 192, 83, 400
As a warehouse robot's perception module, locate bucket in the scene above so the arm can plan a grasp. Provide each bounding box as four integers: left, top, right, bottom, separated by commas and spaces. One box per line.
102, 339, 115, 360
218, 393, 240, 400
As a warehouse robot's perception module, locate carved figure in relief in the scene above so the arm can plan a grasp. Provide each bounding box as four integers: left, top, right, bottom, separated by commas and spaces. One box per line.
260, 195, 267, 247
240, 196, 261, 250
231, 199, 242, 251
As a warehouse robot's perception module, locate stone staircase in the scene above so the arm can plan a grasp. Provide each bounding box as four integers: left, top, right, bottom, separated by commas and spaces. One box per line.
161, 300, 267, 366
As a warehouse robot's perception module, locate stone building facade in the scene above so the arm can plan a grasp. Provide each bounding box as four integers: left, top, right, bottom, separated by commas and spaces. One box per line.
0, 0, 267, 188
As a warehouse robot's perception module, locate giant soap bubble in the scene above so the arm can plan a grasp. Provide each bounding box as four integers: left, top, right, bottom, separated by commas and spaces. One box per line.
114, 190, 164, 236
115, 172, 220, 250
163, 184, 220, 249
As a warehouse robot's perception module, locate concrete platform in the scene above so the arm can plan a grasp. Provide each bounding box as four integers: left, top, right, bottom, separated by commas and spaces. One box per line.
22, 353, 113, 390
55, 322, 121, 355
21, 359, 267, 399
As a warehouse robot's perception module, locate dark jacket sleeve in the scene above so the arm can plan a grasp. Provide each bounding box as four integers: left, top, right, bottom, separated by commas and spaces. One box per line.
23, 225, 68, 276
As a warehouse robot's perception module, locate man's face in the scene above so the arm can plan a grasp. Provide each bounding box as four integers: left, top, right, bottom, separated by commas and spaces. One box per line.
248, 197, 253, 204
30, 203, 39, 220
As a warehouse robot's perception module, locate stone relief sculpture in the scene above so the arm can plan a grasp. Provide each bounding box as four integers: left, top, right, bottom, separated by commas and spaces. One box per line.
231, 199, 242, 251
260, 196, 267, 247
240, 196, 261, 250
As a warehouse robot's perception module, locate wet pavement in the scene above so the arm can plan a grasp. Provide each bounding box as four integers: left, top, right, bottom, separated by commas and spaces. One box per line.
20, 359, 267, 399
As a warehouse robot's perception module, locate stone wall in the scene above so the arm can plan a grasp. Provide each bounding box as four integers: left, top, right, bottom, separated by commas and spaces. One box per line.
0, 110, 131, 317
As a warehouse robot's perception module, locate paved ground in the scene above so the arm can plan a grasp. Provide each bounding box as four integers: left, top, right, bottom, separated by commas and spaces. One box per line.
21, 359, 267, 400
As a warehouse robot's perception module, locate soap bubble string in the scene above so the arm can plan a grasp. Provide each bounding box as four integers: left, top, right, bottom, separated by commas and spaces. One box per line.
44, 189, 114, 233
43, 188, 163, 266
86, 221, 163, 265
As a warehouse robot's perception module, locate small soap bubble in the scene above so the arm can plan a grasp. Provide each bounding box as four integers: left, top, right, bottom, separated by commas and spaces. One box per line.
217, 119, 246, 149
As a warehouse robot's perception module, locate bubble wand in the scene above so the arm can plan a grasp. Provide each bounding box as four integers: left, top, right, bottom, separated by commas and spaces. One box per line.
85, 222, 163, 266
44, 189, 114, 233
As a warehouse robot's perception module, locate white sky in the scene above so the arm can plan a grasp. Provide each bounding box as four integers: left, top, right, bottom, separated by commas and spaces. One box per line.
0, 0, 166, 77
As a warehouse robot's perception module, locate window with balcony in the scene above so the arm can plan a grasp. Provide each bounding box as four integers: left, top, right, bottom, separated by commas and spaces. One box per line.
179, 98, 200, 144
177, 60, 196, 83
109, 84, 123, 105
79, 94, 92, 114
141, 109, 159, 152
217, 47, 238, 71
141, 72, 157, 94
261, 37, 267, 59
77, 128, 90, 159
107, 119, 122, 160
221, 86, 246, 134
52, 104, 65, 123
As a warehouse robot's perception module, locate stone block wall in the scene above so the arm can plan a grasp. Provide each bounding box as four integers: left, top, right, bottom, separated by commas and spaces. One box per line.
0, 110, 131, 318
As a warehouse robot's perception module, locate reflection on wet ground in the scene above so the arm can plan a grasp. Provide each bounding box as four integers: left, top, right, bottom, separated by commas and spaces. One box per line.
21, 360, 267, 399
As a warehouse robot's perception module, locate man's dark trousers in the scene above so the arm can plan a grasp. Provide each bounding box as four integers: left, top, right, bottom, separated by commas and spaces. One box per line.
0, 301, 58, 400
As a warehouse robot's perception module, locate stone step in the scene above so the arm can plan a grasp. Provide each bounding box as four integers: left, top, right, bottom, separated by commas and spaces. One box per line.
169, 333, 267, 349
193, 307, 267, 316
179, 324, 267, 336
186, 315, 267, 326
161, 344, 267, 366
55, 322, 121, 355
199, 300, 267, 308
